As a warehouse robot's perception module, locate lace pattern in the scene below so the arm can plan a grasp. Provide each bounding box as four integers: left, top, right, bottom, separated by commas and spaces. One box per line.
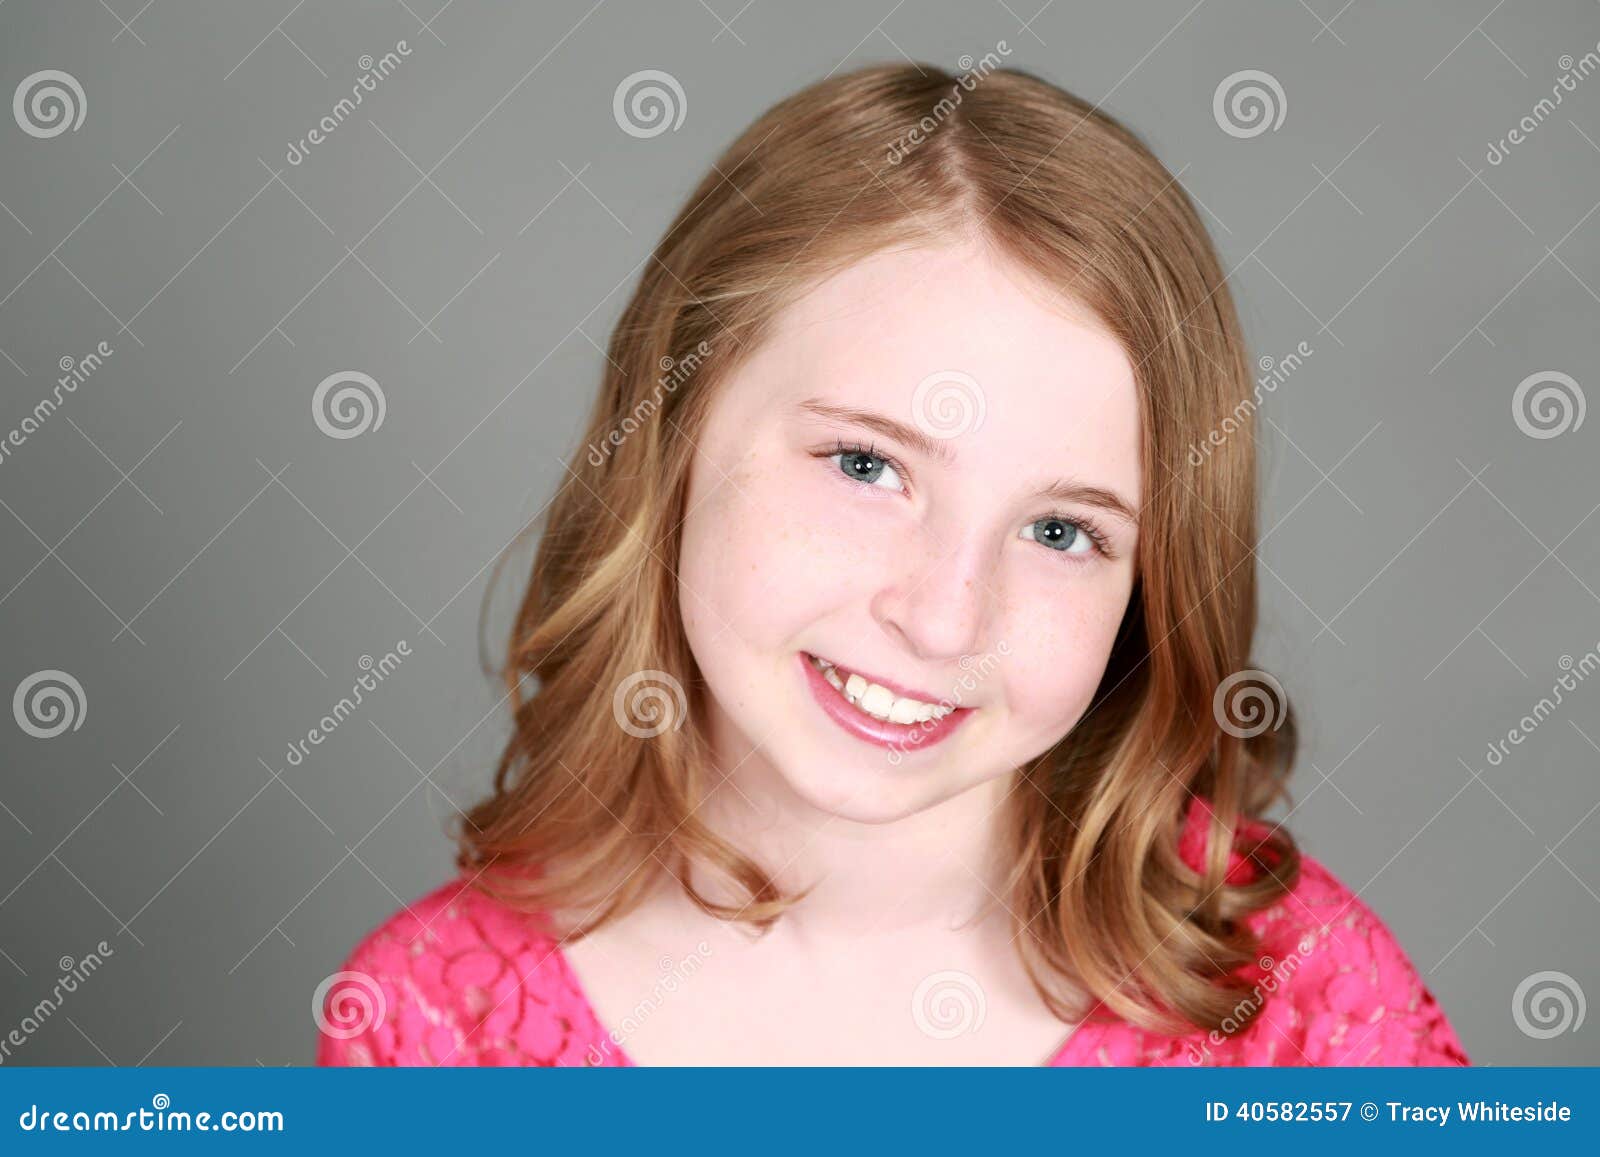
316, 801, 1469, 1067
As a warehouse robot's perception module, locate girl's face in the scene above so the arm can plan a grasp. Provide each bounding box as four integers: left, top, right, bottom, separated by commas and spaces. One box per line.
676, 240, 1143, 824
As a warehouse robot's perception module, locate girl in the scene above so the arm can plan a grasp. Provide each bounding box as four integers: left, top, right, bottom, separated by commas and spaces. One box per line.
317, 63, 1468, 1066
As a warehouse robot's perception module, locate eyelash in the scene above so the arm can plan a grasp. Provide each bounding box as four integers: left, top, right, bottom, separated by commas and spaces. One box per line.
814, 439, 1116, 560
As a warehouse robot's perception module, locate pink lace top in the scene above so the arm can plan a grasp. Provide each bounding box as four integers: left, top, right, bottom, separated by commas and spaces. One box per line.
316, 800, 1469, 1067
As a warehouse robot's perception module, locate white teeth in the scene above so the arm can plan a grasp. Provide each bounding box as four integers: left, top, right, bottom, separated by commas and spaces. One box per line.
808, 654, 954, 723
860, 684, 894, 718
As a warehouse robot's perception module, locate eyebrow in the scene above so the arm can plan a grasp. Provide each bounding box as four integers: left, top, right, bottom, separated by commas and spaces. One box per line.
796, 397, 1139, 526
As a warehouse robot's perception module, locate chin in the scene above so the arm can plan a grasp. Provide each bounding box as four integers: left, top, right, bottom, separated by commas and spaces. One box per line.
764, 746, 979, 826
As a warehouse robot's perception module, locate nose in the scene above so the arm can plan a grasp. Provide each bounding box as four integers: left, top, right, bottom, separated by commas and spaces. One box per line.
870, 524, 995, 664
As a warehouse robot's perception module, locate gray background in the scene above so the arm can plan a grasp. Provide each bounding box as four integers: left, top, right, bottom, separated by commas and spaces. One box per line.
1, 0, 1597, 1066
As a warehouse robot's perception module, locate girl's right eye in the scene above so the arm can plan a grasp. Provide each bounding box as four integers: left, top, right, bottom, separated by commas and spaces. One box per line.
824, 442, 907, 494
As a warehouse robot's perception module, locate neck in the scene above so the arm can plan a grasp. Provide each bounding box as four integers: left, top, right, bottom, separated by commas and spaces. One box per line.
689, 712, 1019, 944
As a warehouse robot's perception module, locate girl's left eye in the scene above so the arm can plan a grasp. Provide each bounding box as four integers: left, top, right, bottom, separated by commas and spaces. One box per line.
1020, 516, 1100, 558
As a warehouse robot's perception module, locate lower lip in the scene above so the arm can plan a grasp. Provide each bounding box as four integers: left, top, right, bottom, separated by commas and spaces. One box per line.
798, 652, 974, 753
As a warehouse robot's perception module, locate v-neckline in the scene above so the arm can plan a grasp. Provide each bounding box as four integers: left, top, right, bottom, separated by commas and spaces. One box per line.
550, 936, 1103, 1067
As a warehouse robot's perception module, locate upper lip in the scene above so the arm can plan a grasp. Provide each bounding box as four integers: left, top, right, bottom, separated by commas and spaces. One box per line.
806, 651, 968, 708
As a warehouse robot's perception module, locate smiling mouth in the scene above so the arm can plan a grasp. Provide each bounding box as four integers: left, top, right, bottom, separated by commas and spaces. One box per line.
804, 652, 959, 725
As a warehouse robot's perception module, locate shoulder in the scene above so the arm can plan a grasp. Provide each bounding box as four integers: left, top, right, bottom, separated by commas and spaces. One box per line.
1214, 850, 1470, 1066
314, 875, 613, 1066
1159, 798, 1469, 1066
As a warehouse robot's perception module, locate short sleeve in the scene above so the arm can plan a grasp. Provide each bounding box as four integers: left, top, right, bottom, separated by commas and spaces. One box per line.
1233, 855, 1471, 1067
314, 920, 409, 1066
313, 877, 614, 1066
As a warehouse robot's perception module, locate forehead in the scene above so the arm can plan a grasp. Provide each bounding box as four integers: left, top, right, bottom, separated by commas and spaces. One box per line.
731, 241, 1144, 498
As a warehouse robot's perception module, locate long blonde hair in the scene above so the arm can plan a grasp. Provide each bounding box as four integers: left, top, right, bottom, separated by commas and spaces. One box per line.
459, 62, 1299, 1036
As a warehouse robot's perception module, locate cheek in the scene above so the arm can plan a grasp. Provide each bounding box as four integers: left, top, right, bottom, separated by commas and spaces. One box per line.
679, 457, 872, 649
999, 579, 1131, 731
